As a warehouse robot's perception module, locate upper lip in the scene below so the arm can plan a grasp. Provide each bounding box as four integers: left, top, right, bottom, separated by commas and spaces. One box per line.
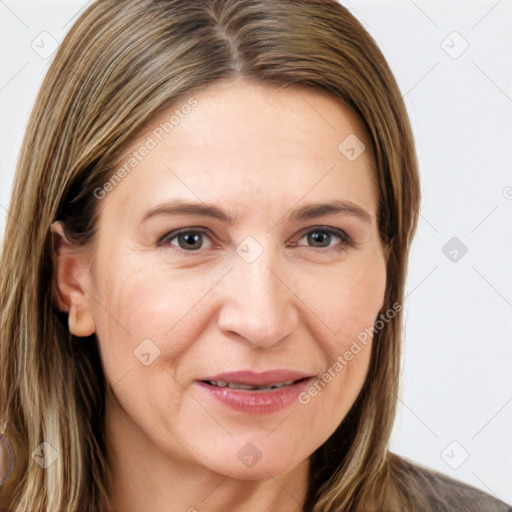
199, 370, 313, 386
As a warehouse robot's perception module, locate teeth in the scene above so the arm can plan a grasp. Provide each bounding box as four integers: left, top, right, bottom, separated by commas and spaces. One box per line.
227, 382, 258, 390
206, 379, 296, 390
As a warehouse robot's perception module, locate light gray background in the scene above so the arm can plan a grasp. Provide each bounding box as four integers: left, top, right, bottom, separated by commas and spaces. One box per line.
1, 0, 511, 503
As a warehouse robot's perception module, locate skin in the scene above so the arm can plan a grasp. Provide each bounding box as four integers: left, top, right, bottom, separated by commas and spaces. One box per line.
53, 78, 387, 512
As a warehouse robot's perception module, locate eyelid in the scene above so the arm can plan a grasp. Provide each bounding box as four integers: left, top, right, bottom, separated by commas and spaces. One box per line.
295, 225, 355, 249
158, 227, 213, 244
158, 225, 355, 252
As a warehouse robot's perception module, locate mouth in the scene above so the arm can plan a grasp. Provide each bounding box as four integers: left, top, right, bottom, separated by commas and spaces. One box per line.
196, 370, 314, 414
200, 377, 309, 391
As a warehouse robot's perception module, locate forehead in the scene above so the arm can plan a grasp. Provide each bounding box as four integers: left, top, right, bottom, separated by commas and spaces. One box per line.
99, 79, 377, 221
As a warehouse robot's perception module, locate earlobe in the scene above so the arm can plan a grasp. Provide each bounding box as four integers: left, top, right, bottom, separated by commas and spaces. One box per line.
51, 221, 96, 337
68, 303, 96, 337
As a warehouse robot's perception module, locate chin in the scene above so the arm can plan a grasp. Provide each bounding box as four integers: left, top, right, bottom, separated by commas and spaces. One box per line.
197, 440, 306, 480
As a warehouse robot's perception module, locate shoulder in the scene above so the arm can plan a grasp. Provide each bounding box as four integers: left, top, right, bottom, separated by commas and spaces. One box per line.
389, 453, 511, 512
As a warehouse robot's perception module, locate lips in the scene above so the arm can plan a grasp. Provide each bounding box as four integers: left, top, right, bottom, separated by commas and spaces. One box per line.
203, 379, 299, 391
196, 370, 314, 414
199, 369, 312, 388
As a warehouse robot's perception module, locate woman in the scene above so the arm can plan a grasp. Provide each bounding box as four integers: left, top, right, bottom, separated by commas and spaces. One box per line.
0, 1, 510, 511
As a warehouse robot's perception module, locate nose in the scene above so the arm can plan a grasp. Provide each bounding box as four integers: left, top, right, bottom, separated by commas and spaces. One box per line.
216, 250, 300, 349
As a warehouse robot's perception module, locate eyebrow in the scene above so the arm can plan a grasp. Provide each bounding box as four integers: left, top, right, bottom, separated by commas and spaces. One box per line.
141, 198, 372, 225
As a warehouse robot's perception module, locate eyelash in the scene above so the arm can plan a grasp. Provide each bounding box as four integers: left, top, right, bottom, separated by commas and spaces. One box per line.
158, 226, 355, 254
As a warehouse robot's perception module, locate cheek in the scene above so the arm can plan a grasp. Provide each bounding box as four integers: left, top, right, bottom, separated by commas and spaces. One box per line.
90, 257, 229, 376
313, 251, 387, 353
298, 253, 386, 429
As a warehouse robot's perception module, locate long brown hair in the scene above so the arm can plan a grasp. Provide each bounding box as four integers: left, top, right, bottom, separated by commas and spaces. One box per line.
0, 1, 421, 510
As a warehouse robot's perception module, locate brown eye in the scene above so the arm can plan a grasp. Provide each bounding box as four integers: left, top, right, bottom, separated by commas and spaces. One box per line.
298, 227, 352, 249
175, 232, 203, 250
160, 229, 212, 251
307, 231, 332, 248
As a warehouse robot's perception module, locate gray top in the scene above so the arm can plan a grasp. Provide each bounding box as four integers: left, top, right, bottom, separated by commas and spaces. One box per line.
398, 456, 511, 511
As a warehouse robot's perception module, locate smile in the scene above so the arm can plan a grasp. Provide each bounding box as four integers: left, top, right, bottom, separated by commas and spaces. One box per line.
201, 378, 303, 391
196, 371, 314, 413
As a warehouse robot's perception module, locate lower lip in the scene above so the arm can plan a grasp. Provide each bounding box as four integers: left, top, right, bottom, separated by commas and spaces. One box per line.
196, 379, 312, 414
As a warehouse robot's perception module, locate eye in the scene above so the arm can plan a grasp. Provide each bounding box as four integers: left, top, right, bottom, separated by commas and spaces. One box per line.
158, 226, 354, 254
159, 229, 214, 252
295, 227, 353, 249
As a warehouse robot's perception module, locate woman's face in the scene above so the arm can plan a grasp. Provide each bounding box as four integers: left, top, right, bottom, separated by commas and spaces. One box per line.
71, 79, 387, 479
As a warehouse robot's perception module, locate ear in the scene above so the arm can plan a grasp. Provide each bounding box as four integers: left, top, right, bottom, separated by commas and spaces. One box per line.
51, 221, 96, 337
